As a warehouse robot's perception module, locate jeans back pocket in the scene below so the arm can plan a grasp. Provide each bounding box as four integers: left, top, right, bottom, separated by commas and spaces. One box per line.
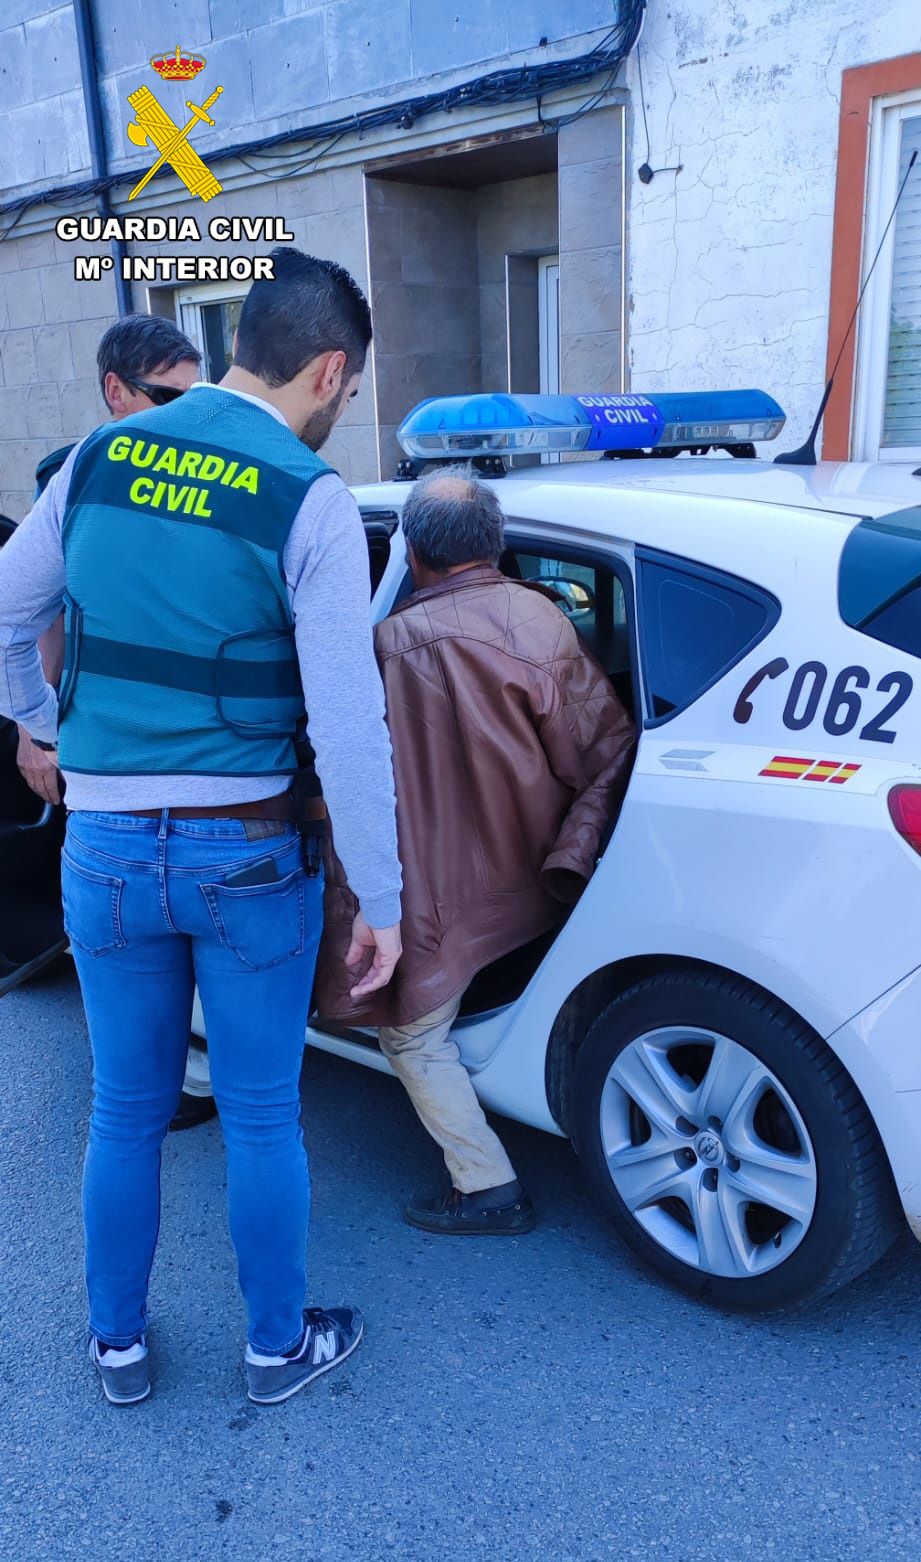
201, 867, 307, 970
61, 853, 126, 957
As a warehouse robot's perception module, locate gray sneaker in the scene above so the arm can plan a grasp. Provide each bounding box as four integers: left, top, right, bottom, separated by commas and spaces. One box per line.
245, 1307, 363, 1405
89, 1336, 150, 1405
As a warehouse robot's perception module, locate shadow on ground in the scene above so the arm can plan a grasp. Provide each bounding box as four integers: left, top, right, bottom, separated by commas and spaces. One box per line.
2, 962, 920, 1561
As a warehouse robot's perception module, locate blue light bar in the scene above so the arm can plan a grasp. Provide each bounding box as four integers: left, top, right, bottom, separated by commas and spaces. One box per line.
397, 390, 785, 459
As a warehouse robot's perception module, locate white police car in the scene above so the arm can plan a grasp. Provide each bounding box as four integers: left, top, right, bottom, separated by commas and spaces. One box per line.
302, 388, 921, 1311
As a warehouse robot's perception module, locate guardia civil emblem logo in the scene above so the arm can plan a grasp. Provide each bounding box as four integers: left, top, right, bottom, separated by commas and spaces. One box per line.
126, 47, 223, 204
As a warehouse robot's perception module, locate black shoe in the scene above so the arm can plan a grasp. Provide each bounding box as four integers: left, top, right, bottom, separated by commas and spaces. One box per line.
168, 1092, 218, 1133
404, 1180, 535, 1235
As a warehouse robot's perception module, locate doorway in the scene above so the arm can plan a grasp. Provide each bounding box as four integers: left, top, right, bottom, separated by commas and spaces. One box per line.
365, 132, 559, 476
538, 256, 561, 396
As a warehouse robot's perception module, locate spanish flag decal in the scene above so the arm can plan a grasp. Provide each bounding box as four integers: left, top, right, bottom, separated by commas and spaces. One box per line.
828, 763, 862, 784
760, 756, 862, 783
760, 755, 813, 779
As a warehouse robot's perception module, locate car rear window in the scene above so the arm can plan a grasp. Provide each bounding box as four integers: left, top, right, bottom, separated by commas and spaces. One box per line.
839, 508, 921, 659
637, 550, 779, 723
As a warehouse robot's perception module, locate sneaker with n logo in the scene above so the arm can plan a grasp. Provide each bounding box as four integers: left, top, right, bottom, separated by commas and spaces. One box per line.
89, 1335, 150, 1406
245, 1307, 363, 1405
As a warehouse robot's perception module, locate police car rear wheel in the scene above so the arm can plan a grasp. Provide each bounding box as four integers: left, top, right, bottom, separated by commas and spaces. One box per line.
572, 972, 901, 1310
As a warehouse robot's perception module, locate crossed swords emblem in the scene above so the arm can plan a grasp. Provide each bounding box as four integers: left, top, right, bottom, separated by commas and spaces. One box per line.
126, 84, 224, 203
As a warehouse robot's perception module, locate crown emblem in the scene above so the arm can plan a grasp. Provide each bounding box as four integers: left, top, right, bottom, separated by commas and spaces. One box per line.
150, 45, 206, 82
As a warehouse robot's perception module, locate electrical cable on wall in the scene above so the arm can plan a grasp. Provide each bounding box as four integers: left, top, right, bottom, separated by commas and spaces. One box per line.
0, 1, 646, 239
634, 38, 682, 184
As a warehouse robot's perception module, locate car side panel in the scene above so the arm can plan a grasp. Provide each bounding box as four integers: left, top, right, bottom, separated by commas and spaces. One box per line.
466, 760, 921, 1131
827, 968, 921, 1236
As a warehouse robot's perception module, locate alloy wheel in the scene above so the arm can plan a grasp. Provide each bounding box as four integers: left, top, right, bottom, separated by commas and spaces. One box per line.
599, 1026, 817, 1277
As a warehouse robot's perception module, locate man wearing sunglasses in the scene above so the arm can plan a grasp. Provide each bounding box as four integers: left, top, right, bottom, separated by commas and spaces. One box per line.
97, 314, 202, 417
14, 316, 202, 811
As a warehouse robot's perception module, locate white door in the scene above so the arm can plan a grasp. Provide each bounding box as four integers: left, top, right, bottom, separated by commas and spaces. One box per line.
538, 256, 560, 395
538, 256, 560, 465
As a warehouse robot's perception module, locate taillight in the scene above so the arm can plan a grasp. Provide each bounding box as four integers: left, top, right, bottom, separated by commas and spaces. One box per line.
888, 784, 921, 856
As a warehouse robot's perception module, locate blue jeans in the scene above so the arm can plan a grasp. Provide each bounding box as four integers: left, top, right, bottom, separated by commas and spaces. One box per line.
62, 811, 323, 1355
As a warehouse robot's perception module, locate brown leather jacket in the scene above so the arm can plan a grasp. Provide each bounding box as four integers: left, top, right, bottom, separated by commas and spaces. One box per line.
315, 565, 635, 1027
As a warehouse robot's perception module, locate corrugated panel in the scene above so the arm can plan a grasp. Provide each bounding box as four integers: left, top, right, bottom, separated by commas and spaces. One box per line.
883, 114, 921, 447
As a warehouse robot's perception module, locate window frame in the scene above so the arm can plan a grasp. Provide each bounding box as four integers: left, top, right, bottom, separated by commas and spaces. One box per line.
176, 282, 249, 383
537, 256, 562, 464
376, 522, 644, 722
852, 90, 921, 463
824, 51, 921, 461
635, 547, 781, 729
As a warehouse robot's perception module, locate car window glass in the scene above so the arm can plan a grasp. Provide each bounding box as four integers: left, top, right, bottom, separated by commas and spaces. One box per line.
637, 551, 778, 722
839, 508, 921, 658
502, 549, 628, 677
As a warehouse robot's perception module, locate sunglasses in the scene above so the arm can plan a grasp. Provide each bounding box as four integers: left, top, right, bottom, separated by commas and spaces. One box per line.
125, 378, 187, 406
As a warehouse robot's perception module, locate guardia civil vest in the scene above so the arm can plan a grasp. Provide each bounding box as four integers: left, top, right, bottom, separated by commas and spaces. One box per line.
58, 386, 332, 777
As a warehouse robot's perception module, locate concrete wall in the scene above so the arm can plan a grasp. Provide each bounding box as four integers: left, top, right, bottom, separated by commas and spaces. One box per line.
0, 228, 115, 520
367, 167, 558, 475
0, 1, 618, 204
366, 177, 481, 475
621, 0, 920, 451
477, 171, 558, 392
0, 160, 378, 513
559, 104, 623, 394
0, 2, 626, 510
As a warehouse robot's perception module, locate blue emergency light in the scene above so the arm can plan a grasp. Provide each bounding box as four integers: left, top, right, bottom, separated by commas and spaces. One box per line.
396, 390, 785, 460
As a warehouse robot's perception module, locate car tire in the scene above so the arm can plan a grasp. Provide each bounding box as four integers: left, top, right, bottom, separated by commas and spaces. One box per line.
572, 970, 902, 1310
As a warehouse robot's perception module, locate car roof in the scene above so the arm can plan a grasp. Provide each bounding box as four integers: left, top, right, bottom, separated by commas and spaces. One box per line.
355, 457, 921, 525
354, 457, 921, 593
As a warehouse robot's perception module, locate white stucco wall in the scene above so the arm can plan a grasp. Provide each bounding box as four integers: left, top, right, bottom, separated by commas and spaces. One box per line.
622, 1, 921, 452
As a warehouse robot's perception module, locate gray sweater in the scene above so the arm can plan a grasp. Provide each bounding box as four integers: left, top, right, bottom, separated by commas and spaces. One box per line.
0, 385, 402, 930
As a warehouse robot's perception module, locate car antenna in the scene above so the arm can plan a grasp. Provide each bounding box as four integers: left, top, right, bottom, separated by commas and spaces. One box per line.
775, 146, 918, 466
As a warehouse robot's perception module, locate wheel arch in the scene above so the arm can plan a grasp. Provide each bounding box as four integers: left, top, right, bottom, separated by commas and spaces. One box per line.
545, 954, 849, 1138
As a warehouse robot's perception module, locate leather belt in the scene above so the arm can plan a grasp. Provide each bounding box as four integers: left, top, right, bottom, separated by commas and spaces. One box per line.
119, 793, 326, 823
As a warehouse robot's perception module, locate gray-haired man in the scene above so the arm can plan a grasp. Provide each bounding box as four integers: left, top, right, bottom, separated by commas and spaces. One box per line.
316, 467, 635, 1235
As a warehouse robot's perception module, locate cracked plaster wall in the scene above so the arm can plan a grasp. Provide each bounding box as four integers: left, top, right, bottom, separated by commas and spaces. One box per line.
621, 1, 920, 452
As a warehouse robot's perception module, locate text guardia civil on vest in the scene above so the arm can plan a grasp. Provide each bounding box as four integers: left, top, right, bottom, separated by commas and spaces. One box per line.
108, 433, 259, 520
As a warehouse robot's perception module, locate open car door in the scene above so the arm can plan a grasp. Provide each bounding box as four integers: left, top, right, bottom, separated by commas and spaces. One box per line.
0, 516, 67, 996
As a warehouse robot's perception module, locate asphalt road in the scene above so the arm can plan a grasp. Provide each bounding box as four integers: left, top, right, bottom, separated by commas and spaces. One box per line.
2, 961, 921, 1562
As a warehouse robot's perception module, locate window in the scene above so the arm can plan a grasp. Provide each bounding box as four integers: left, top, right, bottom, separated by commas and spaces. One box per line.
503, 547, 627, 665
852, 94, 921, 460
637, 551, 779, 723
177, 285, 247, 383
839, 507, 921, 658
387, 536, 636, 712
501, 543, 635, 716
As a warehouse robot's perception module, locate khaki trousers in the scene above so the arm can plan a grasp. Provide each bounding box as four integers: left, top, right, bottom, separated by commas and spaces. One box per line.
379, 994, 517, 1195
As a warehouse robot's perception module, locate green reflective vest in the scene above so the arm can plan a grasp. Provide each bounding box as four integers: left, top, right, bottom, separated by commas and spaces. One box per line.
58, 386, 332, 777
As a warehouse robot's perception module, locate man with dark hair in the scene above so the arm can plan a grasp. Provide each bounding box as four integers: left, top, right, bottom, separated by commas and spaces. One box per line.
317, 466, 635, 1236
0, 250, 402, 1406
15, 315, 201, 809
96, 313, 202, 416
235, 249, 371, 391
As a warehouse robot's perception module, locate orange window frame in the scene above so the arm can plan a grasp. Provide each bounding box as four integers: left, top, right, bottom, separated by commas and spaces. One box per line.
825, 52, 921, 459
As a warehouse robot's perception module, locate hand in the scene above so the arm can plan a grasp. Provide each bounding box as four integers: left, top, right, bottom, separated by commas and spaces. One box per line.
345, 912, 402, 998
16, 727, 62, 807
